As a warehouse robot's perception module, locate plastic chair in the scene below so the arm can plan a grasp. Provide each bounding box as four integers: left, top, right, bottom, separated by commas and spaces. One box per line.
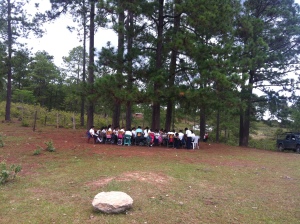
124, 135, 131, 146
192, 136, 200, 149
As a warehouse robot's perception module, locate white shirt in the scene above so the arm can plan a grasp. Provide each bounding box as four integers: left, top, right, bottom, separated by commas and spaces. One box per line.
154, 132, 160, 139
144, 129, 149, 137
178, 132, 184, 140
186, 129, 192, 137
125, 130, 132, 136
89, 128, 95, 136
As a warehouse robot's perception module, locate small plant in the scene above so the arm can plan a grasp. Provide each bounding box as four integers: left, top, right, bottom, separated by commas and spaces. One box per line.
45, 140, 56, 152
0, 161, 22, 184
21, 120, 29, 127
0, 135, 4, 147
33, 146, 43, 155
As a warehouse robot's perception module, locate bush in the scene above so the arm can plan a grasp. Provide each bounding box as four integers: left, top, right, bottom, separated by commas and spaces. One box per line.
45, 140, 56, 152
21, 120, 30, 127
33, 146, 43, 155
0, 161, 22, 184
0, 135, 3, 147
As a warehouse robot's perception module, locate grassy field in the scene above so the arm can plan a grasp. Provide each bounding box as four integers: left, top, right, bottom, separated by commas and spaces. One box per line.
0, 122, 300, 224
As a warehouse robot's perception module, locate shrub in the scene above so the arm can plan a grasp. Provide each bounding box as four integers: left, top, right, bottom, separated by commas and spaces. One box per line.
0, 135, 3, 147
21, 120, 30, 127
0, 161, 22, 184
45, 140, 56, 152
33, 146, 43, 155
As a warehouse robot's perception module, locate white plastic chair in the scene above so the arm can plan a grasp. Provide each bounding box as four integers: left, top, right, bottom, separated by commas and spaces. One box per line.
192, 136, 200, 149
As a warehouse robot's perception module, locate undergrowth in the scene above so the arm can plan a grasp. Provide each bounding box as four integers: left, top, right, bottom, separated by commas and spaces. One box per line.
0, 161, 22, 184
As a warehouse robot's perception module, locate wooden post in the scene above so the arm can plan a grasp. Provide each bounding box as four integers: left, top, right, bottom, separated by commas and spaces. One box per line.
57, 112, 59, 129
33, 110, 37, 132
73, 112, 76, 130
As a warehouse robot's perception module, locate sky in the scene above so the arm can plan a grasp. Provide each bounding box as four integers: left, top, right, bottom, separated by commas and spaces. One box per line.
24, 0, 300, 67
24, 1, 118, 66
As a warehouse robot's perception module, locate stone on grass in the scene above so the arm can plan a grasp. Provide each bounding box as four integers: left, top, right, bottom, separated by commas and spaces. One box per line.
92, 191, 133, 214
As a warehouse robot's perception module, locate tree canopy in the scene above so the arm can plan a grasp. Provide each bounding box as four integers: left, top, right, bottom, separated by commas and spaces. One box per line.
1, 0, 300, 147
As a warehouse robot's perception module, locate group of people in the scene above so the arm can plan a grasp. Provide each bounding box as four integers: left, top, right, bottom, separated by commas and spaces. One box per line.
87, 125, 209, 149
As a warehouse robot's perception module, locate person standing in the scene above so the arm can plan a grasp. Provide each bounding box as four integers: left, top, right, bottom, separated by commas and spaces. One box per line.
185, 127, 192, 149
178, 130, 185, 147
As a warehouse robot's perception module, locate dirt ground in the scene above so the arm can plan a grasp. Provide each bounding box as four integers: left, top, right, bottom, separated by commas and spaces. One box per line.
2, 123, 300, 224
0, 123, 270, 170
0, 123, 268, 159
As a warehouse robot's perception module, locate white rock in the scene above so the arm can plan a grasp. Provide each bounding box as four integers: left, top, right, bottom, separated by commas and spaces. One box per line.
92, 191, 133, 214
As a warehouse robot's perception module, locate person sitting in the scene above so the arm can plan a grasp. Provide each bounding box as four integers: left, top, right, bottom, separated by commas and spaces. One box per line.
167, 129, 176, 147
174, 132, 180, 149
135, 126, 144, 145
87, 126, 98, 144
124, 128, 132, 145
131, 127, 136, 144
203, 132, 209, 142
143, 126, 150, 139
124, 128, 132, 137
101, 126, 107, 143
147, 129, 155, 147
154, 129, 160, 146
112, 126, 119, 144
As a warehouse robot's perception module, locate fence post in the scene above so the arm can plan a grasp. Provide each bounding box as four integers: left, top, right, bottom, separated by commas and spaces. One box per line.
73, 112, 76, 130
57, 112, 59, 129
33, 110, 37, 132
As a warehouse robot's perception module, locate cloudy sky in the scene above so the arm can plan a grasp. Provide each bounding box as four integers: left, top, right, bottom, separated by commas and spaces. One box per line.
24, 1, 118, 66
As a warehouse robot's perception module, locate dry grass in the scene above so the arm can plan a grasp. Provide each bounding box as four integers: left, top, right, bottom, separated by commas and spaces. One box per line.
0, 122, 300, 224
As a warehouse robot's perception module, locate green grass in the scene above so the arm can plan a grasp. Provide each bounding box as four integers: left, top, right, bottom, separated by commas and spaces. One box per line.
0, 123, 300, 223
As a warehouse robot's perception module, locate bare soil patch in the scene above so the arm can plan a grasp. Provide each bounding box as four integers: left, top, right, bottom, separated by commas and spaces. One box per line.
86, 171, 173, 189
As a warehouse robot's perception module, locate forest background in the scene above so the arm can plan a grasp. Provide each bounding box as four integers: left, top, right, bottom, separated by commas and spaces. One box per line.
1, 0, 300, 148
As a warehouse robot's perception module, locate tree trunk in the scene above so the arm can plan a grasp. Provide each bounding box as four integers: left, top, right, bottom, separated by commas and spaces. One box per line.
5, 0, 12, 121
239, 70, 254, 147
151, 0, 164, 131
125, 8, 134, 130
216, 109, 220, 142
112, 2, 125, 128
87, 1, 95, 129
80, 7, 87, 127
165, 0, 181, 132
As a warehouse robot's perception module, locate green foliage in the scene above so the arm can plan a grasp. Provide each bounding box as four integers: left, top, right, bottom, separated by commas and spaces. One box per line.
0, 102, 83, 128
21, 119, 30, 127
45, 140, 56, 152
0, 161, 22, 184
0, 135, 3, 147
275, 128, 285, 137
33, 146, 43, 155
12, 89, 36, 104
248, 139, 276, 151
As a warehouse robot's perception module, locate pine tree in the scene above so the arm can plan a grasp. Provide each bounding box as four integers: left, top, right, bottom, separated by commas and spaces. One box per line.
236, 0, 300, 146
0, 0, 43, 121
